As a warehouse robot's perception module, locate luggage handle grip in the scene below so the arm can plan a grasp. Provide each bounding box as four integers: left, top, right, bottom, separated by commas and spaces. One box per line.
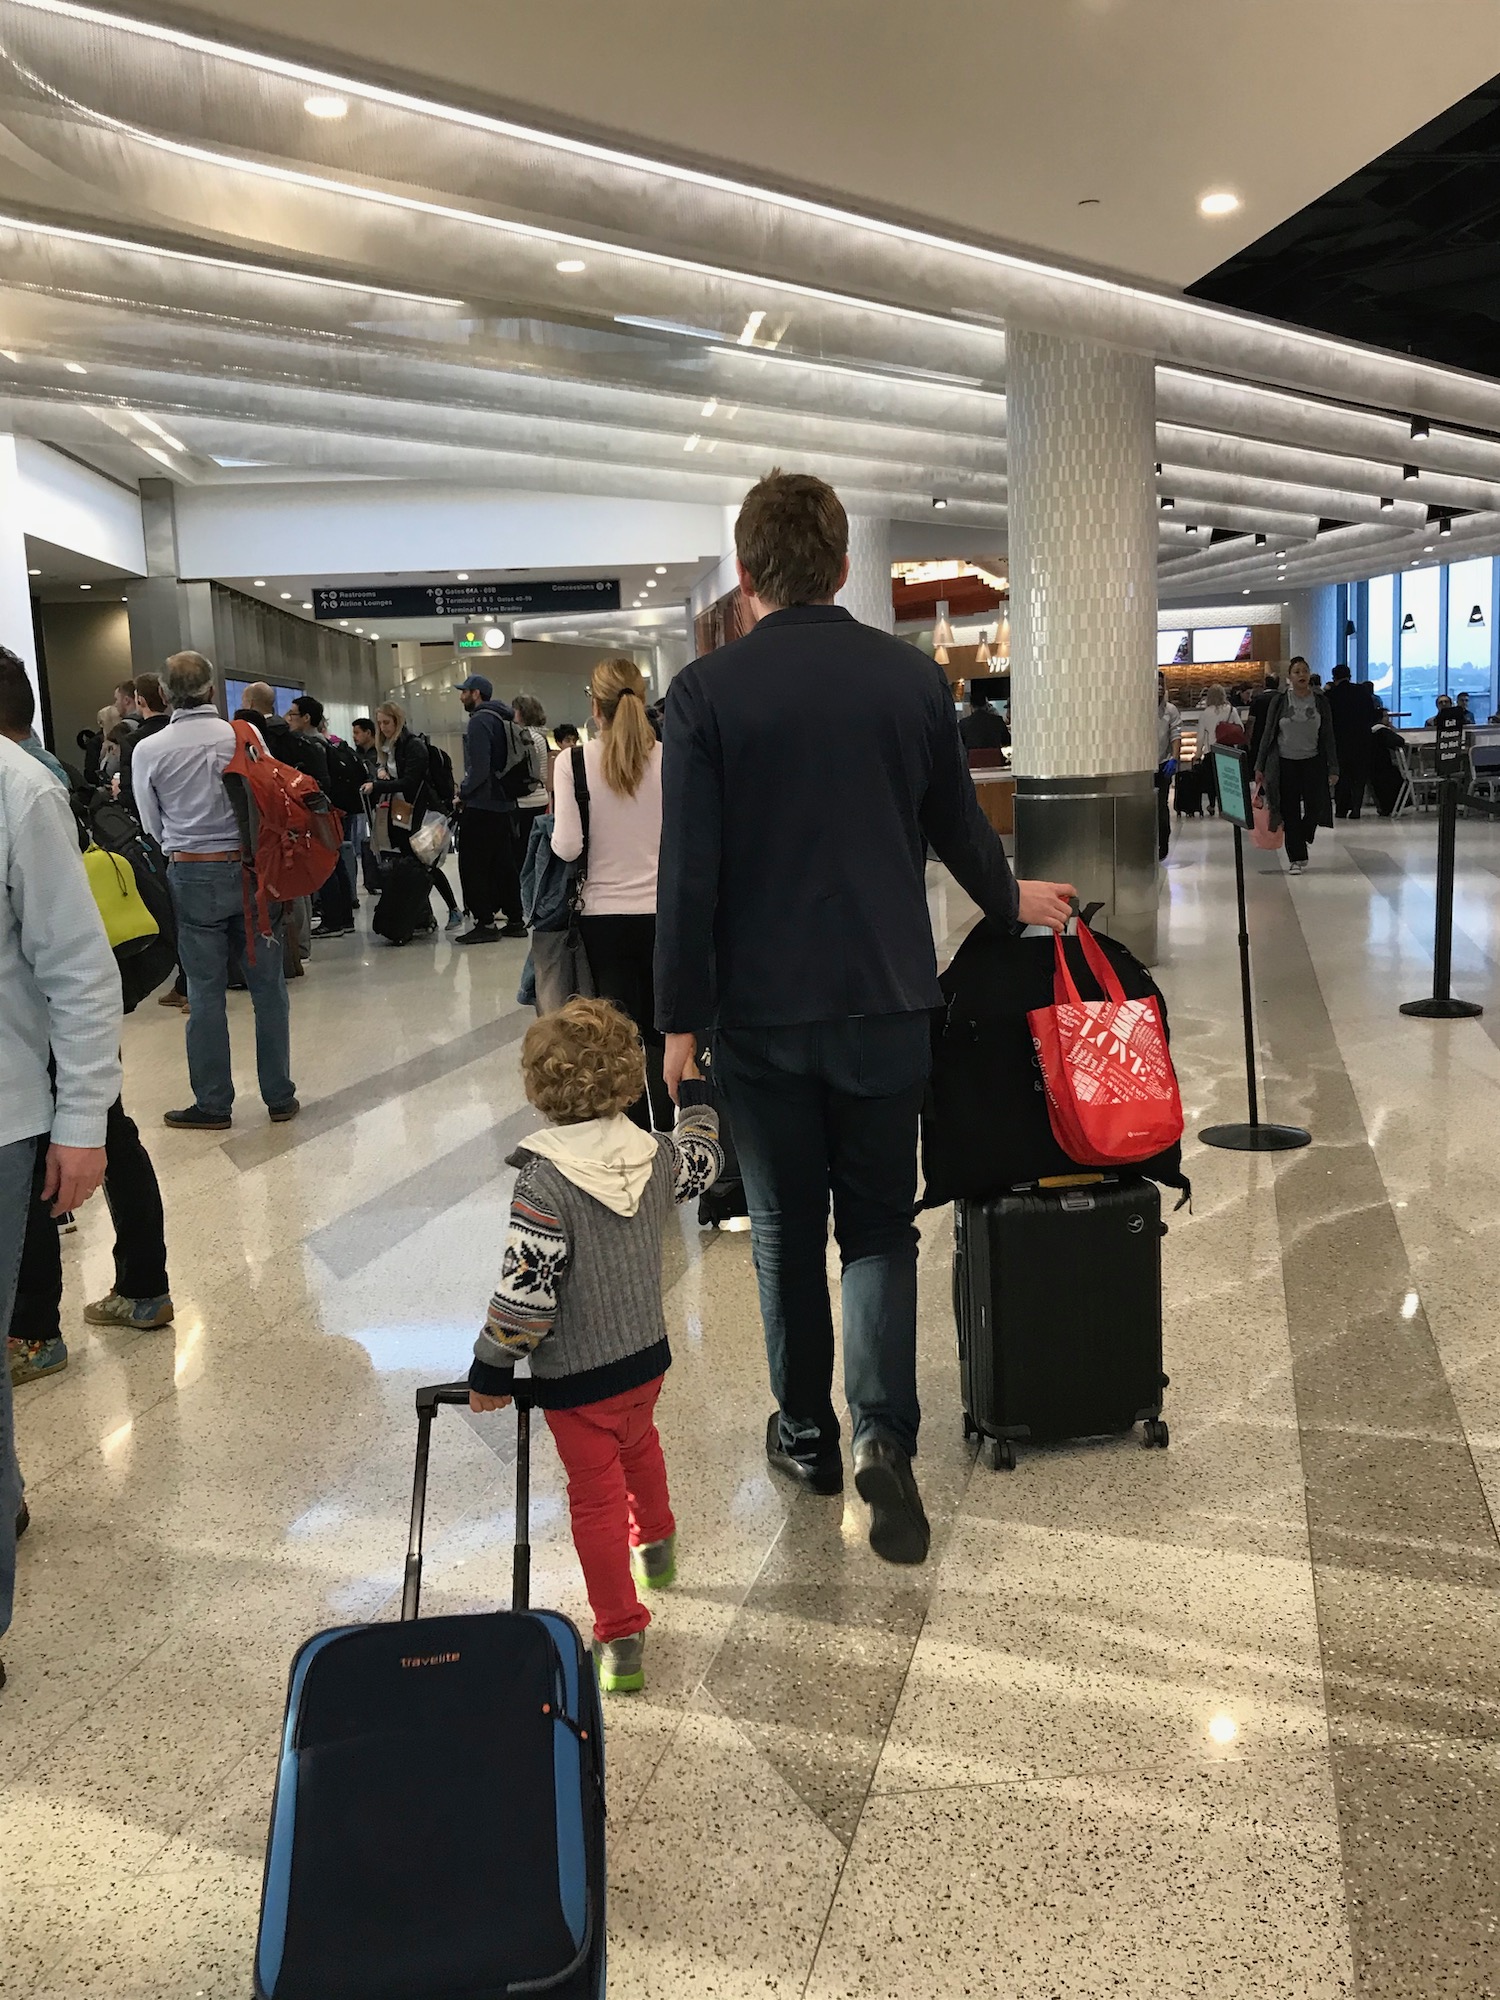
403, 1380, 534, 1622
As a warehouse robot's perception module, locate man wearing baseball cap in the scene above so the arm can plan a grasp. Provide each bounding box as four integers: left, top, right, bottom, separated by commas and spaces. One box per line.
453, 676, 526, 942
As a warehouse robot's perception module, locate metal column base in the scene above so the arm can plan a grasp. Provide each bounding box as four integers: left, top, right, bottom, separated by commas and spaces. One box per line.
1013, 771, 1158, 963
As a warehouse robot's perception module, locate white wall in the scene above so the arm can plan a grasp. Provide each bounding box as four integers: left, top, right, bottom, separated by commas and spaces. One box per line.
174, 484, 727, 579
17, 438, 146, 574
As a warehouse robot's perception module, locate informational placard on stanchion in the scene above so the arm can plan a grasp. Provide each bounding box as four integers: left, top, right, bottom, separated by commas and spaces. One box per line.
1199, 746, 1312, 1153
1400, 710, 1484, 1021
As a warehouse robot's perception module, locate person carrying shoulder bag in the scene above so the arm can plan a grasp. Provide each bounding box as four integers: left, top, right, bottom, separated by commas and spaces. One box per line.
1254, 656, 1339, 876
551, 659, 668, 1131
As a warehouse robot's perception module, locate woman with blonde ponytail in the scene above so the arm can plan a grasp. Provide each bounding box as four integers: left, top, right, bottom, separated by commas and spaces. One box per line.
552, 657, 670, 1129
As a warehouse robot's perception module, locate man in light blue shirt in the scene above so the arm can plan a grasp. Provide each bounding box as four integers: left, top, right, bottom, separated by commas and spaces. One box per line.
0, 715, 122, 1688
131, 651, 297, 1131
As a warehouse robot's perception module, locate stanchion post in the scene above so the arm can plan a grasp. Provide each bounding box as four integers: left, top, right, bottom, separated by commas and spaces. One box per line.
1200, 748, 1312, 1154
1401, 714, 1483, 1021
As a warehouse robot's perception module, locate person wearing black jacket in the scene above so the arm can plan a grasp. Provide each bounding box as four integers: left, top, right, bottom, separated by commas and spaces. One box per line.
116, 671, 169, 812
1325, 665, 1377, 819
454, 674, 526, 943
959, 682, 1011, 752
655, 470, 1073, 1567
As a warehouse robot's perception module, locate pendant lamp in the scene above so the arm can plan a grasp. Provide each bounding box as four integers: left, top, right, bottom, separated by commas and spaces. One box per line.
933, 598, 954, 668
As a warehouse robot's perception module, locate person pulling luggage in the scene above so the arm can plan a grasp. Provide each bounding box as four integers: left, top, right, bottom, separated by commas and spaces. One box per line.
465, 998, 722, 1693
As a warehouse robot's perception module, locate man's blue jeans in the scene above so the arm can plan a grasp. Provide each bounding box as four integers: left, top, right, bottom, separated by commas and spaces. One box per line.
0, 1134, 36, 1642
715, 1014, 931, 1460
169, 861, 295, 1116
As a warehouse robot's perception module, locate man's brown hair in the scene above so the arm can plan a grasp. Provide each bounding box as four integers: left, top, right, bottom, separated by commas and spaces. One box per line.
735, 469, 848, 608
134, 671, 166, 713
521, 998, 645, 1124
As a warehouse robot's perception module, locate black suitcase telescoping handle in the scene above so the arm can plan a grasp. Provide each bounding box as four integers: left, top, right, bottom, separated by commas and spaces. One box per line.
402, 1380, 534, 1622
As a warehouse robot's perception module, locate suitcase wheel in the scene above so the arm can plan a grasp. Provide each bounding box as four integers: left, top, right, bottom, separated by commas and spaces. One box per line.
981, 1435, 1017, 1472
961, 1412, 976, 1442
1142, 1418, 1170, 1450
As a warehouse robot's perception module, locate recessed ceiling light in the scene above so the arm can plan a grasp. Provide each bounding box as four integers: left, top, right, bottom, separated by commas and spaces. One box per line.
1380, 496, 1395, 510
280, 591, 292, 599
355, 627, 364, 634
1411, 416, 1430, 440
371, 632, 380, 639
27, 567, 39, 575
1160, 497, 1175, 511
304, 93, 348, 119
1243, 589, 1250, 596
932, 497, 948, 510
1439, 517, 1452, 536
1403, 464, 1419, 480
646, 578, 658, 588
456, 572, 469, 580
1411, 559, 1420, 567
63, 360, 87, 374
302, 601, 312, 610
79, 582, 90, 589
1276, 550, 1286, 559
339, 619, 349, 627
1199, 191, 1240, 217
555, 258, 586, 274
655, 565, 667, 575
254, 579, 266, 587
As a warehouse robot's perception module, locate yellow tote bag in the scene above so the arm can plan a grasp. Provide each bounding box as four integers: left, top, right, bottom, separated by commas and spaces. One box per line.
82, 846, 159, 951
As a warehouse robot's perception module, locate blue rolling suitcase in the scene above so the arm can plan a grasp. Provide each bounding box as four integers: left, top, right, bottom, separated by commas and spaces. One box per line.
254, 1382, 606, 1999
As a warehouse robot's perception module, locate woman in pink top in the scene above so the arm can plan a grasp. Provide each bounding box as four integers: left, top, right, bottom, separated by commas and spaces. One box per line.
552, 657, 669, 1129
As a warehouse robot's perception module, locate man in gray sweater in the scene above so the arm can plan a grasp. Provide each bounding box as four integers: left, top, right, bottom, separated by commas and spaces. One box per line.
0, 728, 123, 1691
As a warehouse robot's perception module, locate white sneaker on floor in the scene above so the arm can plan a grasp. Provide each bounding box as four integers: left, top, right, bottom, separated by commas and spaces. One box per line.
1288, 859, 1308, 875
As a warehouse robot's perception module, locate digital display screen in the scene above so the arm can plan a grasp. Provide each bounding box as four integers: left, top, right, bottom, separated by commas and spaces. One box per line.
1213, 746, 1253, 830
1157, 630, 1187, 667
1192, 626, 1255, 664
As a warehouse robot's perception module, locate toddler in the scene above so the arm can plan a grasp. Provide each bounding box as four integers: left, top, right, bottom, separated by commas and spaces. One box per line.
468, 998, 722, 1692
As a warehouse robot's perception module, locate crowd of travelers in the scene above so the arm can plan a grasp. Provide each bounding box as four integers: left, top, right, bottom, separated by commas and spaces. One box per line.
0, 466, 1077, 1696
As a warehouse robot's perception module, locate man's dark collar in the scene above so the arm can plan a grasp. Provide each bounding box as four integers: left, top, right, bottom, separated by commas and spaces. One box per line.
753, 603, 855, 629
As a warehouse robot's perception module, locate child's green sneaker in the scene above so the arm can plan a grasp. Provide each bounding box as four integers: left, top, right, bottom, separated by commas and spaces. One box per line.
593, 1632, 645, 1695
630, 1533, 677, 1591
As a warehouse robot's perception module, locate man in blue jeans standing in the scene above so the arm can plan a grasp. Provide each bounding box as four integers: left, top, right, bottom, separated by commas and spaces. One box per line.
132, 651, 298, 1131
0, 727, 122, 1687
656, 470, 1073, 1565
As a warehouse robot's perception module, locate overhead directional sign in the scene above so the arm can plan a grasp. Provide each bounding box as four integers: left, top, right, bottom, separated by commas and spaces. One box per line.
312, 579, 620, 621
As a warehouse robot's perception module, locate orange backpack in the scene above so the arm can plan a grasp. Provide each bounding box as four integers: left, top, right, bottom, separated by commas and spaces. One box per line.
223, 720, 343, 941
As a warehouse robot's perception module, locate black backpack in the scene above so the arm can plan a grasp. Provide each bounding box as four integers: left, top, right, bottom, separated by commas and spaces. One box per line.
422, 737, 457, 811
922, 918, 1189, 1209
323, 737, 365, 816
78, 797, 179, 1013
496, 719, 537, 802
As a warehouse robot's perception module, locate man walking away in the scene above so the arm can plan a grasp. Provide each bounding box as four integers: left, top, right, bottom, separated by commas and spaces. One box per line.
454, 673, 527, 944
655, 469, 1073, 1566
1326, 664, 1376, 820
0, 723, 122, 1687
132, 651, 298, 1131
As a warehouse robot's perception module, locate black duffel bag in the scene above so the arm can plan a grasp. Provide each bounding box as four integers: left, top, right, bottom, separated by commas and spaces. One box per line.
922, 918, 1190, 1210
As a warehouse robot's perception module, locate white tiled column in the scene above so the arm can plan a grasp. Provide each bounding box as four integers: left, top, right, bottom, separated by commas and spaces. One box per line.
837, 515, 894, 633
0, 435, 40, 714
1007, 328, 1159, 959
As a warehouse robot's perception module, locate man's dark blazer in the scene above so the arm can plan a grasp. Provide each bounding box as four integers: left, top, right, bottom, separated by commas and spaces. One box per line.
655, 603, 1019, 1032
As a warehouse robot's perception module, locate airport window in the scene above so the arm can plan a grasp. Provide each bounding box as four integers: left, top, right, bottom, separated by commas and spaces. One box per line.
1444, 556, 1494, 717
1398, 567, 1440, 721
1366, 574, 1395, 707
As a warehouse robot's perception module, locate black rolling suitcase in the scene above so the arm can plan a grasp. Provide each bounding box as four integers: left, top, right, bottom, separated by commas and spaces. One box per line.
954, 1178, 1169, 1470
254, 1383, 606, 2000
372, 853, 436, 945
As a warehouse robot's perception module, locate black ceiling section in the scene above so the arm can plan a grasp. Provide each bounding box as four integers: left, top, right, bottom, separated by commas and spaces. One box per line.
1188, 74, 1500, 381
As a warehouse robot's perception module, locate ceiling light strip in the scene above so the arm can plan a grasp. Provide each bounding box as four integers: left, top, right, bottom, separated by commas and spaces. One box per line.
18, 0, 1495, 412
0, 211, 462, 307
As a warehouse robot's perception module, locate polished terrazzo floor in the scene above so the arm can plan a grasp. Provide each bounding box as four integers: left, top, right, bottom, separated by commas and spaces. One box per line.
5, 821, 1500, 1996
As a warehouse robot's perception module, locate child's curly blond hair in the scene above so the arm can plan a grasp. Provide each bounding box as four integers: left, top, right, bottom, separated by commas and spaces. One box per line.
521, 998, 646, 1123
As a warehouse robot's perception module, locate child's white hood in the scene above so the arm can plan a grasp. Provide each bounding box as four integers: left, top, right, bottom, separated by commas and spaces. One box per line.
522, 1115, 659, 1217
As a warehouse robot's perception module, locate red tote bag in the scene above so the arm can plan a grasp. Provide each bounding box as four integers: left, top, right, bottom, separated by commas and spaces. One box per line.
1250, 786, 1283, 851
1026, 923, 1184, 1168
